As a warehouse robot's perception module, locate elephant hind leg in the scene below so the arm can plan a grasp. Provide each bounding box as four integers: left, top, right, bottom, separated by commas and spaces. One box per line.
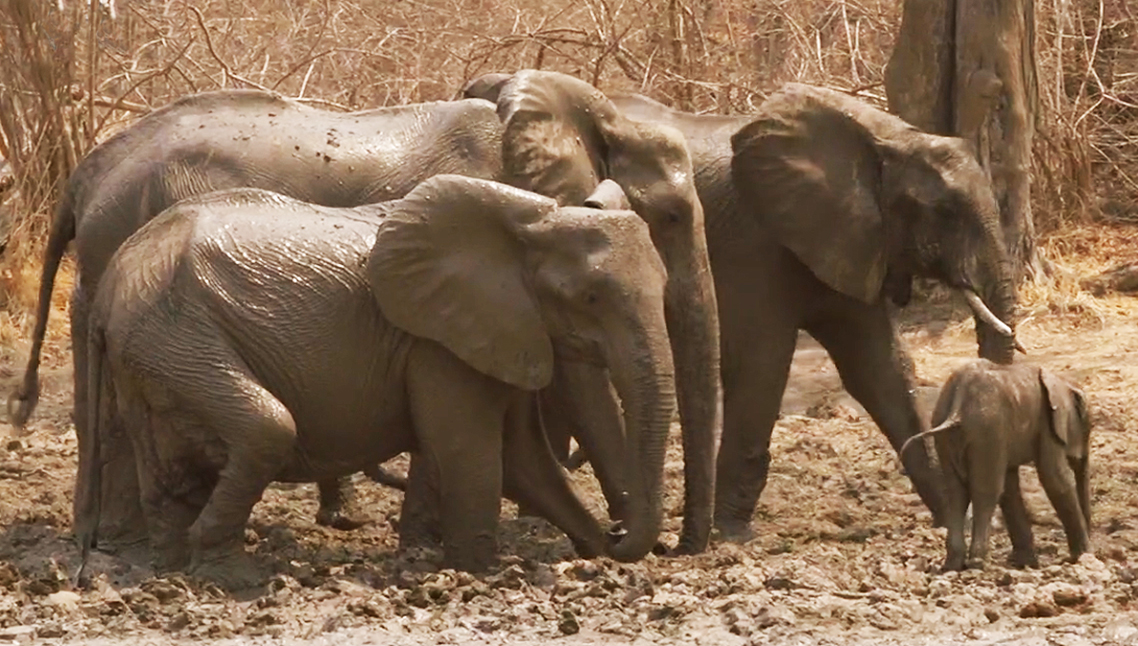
173, 369, 298, 589
502, 395, 606, 560
805, 301, 947, 525
315, 476, 368, 531
1000, 468, 1038, 568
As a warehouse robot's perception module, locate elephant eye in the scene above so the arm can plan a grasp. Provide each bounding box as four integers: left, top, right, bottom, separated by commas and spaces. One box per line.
585, 292, 599, 305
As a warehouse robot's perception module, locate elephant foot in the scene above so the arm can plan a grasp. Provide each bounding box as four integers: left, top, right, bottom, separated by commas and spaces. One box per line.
940, 554, 966, 572
315, 508, 369, 532
1008, 549, 1039, 569
712, 519, 754, 545
191, 546, 268, 591
964, 556, 989, 571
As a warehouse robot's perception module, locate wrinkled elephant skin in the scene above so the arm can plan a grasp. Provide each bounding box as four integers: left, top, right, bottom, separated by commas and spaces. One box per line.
80, 175, 676, 586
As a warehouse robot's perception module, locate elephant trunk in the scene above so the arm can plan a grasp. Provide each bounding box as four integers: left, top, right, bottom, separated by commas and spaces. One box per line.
604, 320, 677, 562
662, 239, 722, 553
970, 234, 1018, 365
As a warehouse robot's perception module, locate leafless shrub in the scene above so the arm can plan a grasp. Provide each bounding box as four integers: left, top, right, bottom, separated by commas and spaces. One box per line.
0, 0, 1132, 318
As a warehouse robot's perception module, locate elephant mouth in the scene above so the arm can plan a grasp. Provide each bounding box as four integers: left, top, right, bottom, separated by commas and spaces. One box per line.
959, 288, 1026, 354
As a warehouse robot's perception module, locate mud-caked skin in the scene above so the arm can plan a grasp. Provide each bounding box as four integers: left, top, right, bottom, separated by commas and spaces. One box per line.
11, 90, 506, 545
465, 76, 1023, 545
15, 71, 721, 558
902, 360, 1092, 571
81, 175, 677, 589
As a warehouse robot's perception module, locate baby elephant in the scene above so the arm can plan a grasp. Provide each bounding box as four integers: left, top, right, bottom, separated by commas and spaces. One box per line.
902, 359, 1091, 571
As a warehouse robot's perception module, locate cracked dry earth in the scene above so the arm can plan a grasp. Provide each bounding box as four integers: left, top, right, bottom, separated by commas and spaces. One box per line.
0, 285, 1136, 646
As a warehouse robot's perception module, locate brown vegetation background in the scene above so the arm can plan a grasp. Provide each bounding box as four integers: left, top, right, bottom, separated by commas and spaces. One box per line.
0, 0, 1135, 318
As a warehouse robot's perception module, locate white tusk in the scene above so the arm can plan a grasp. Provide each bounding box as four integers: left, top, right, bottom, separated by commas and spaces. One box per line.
960, 289, 1014, 337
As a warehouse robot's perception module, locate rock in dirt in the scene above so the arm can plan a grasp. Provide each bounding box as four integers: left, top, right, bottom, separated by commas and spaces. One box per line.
1048, 582, 1089, 607
45, 589, 80, 609
558, 608, 580, 635
1020, 598, 1061, 618
0, 626, 34, 642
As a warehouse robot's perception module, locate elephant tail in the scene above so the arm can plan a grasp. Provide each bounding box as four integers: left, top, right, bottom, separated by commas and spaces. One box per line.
898, 416, 962, 462
8, 190, 78, 430
73, 324, 106, 584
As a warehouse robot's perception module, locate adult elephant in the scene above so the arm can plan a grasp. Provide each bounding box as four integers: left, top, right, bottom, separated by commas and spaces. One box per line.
79, 175, 676, 588
12, 70, 719, 554
9, 91, 505, 553
465, 77, 1020, 542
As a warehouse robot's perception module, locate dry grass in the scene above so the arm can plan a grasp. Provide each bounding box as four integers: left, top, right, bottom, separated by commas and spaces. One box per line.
0, 0, 1135, 323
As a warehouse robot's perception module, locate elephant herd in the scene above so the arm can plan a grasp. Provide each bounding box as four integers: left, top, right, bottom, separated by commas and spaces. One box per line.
7, 70, 1031, 589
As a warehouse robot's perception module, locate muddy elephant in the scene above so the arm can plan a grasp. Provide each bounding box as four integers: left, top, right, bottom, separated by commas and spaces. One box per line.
12, 70, 718, 554
902, 360, 1091, 571
79, 175, 676, 588
464, 77, 1021, 542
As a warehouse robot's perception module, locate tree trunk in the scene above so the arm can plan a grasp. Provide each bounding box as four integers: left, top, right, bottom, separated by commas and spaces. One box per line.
885, 0, 1040, 282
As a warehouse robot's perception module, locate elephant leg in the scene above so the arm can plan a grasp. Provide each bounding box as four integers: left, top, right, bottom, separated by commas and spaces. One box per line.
502, 397, 607, 559
1037, 445, 1091, 561
1071, 455, 1091, 531
804, 302, 947, 525
406, 343, 507, 572
1000, 468, 1038, 568
942, 472, 969, 572
398, 451, 442, 549
713, 320, 798, 543
184, 374, 297, 590
966, 468, 1003, 569
315, 476, 368, 531
71, 283, 148, 552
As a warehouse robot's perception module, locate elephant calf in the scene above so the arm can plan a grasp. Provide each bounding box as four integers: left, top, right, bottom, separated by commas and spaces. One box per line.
902, 359, 1091, 571
79, 174, 677, 588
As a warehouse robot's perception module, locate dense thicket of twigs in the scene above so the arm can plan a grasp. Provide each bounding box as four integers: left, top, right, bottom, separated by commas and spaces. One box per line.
0, 0, 1134, 311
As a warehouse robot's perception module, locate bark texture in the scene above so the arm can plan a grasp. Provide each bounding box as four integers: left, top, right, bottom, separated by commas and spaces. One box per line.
885, 0, 1040, 282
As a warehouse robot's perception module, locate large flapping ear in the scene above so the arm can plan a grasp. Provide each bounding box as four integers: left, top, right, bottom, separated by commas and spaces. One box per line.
496, 70, 619, 207
584, 179, 630, 210
731, 83, 888, 304
460, 72, 513, 103
1040, 370, 1089, 459
368, 174, 557, 391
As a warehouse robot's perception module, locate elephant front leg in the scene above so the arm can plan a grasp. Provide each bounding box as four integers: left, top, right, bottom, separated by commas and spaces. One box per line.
805, 303, 948, 526
315, 476, 368, 531
1000, 468, 1038, 568
406, 343, 508, 572
1038, 447, 1092, 562
713, 320, 798, 543
398, 451, 443, 549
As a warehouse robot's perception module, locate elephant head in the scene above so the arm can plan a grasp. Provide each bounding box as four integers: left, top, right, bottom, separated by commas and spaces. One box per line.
731, 83, 1019, 364
367, 174, 677, 561
471, 70, 721, 550
1040, 370, 1092, 527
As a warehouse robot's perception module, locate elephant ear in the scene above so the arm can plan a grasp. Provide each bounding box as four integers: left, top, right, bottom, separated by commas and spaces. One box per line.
1040, 370, 1089, 459
461, 72, 513, 103
368, 174, 557, 391
731, 84, 887, 304
584, 179, 630, 210
496, 70, 616, 207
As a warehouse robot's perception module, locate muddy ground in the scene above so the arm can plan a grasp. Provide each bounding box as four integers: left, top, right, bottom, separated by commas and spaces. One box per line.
0, 240, 1135, 645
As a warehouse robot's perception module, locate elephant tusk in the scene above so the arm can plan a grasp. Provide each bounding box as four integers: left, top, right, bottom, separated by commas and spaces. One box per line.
1015, 339, 1028, 354
960, 289, 1014, 337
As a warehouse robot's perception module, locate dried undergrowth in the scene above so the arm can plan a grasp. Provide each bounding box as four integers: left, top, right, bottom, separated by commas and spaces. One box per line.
0, 0, 1134, 324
